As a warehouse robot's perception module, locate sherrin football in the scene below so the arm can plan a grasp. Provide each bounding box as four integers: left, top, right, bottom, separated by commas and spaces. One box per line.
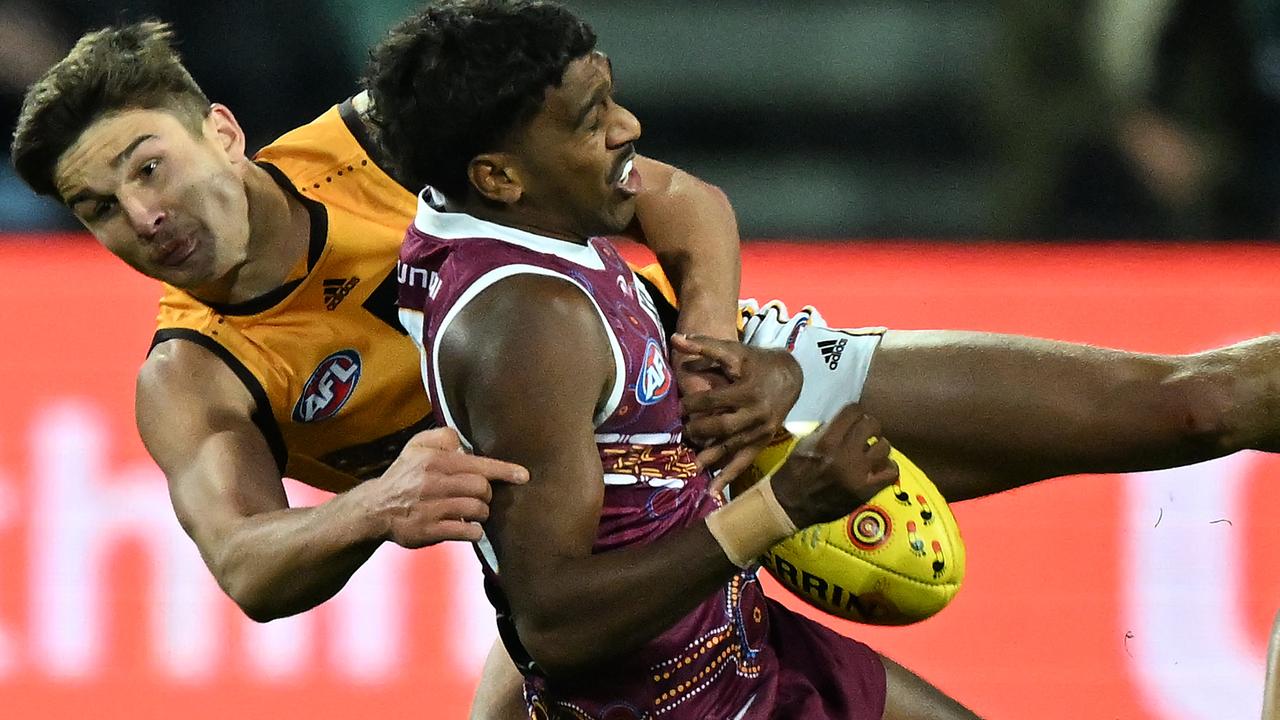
749, 422, 966, 625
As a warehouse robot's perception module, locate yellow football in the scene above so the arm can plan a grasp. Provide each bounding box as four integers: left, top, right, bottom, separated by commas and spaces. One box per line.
749, 422, 966, 625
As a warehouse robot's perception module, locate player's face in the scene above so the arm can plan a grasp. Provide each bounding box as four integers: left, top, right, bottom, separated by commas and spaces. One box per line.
54, 106, 252, 292
506, 52, 643, 239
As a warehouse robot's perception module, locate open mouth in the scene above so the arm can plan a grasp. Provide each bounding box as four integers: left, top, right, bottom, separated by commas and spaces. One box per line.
613, 155, 642, 197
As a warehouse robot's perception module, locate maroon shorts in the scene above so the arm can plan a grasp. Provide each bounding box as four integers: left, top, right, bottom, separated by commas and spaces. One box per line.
758, 598, 887, 720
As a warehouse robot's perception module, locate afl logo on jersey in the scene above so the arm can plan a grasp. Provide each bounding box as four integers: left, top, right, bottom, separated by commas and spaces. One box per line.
293, 350, 362, 423
635, 339, 672, 406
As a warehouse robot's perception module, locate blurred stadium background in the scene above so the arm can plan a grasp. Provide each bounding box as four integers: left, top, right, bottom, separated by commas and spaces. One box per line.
2, 1, 1279, 718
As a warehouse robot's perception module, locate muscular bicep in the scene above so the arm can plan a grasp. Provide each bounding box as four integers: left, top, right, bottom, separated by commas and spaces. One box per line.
621, 156, 676, 244
437, 275, 616, 597
137, 341, 288, 561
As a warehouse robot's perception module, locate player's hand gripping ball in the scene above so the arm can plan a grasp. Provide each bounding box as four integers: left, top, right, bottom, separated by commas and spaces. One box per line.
748, 422, 966, 625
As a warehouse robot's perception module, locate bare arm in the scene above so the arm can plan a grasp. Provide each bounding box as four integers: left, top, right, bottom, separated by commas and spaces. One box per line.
139, 339, 526, 621
440, 275, 892, 677
629, 156, 740, 341
440, 275, 736, 675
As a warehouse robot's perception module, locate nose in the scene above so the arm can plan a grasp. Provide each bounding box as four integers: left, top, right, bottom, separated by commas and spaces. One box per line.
605, 102, 642, 149
120, 191, 165, 239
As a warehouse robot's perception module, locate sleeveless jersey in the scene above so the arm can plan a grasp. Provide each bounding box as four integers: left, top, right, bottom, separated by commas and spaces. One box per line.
151, 98, 435, 490
397, 191, 777, 720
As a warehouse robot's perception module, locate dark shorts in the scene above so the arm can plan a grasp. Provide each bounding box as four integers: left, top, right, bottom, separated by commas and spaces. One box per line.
759, 597, 887, 720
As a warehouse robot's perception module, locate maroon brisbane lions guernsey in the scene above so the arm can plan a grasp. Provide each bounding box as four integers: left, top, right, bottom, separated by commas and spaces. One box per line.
398, 190, 889, 720
396, 189, 777, 719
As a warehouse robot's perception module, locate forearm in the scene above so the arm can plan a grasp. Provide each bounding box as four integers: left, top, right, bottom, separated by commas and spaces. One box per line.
633, 158, 740, 340
205, 487, 385, 621
511, 521, 737, 677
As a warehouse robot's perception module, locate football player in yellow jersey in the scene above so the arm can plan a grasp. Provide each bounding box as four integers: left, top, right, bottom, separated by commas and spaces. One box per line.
9, 18, 742, 636
15, 9, 1280, 720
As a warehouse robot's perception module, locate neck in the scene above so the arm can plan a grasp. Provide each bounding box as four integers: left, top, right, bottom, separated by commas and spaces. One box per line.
448, 196, 589, 246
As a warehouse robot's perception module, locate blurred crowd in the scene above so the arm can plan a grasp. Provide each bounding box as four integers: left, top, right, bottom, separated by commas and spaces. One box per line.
989, 0, 1280, 239
1, 0, 1277, 239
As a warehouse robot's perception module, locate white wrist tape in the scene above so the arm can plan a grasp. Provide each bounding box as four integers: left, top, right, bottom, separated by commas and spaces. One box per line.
705, 476, 798, 568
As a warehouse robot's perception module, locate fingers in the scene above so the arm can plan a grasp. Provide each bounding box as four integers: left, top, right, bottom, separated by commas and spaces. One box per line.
713, 451, 763, 492
791, 405, 893, 481
692, 420, 774, 475
452, 454, 530, 484
674, 367, 716, 397
399, 470, 492, 510
835, 405, 879, 446
426, 519, 485, 544
796, 403, 863, 457
685, 408, 760, 446
418, 447, 530, 484
430, 495, 492, 524
872, 457, 901, 486
818, 403, 886, 457
681, 381, 754, 416
676, 355, 722, 375
707, 472, 732, 498
864, 433, 892, 466
671, 333, 746, 381
406, 426, 462, 452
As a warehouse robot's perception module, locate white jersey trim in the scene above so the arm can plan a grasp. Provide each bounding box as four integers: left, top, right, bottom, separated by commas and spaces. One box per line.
730, 693, 758, 720
602, 474, 686, 488
424, 265, 626, 450
413, 187, 607, 270
594, 431, 682, 445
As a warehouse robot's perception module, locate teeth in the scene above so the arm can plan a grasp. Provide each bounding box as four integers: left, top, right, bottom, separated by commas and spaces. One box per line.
617, 158, 634, 185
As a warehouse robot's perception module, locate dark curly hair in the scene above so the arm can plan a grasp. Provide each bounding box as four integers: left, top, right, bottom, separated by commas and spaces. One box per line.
364, 0, 596, 199
11, 21, 211, 199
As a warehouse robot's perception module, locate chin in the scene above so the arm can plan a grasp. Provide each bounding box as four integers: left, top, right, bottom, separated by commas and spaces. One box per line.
603, 207, 637, 235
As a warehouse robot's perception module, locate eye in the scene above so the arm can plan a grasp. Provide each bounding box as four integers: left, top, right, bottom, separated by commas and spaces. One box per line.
587, 100, 608, 132
139, 159, 160, 179
89, 198, 118, 221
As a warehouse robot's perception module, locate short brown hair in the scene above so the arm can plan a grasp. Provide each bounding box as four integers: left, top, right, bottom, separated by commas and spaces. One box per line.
10, 20, 211, 198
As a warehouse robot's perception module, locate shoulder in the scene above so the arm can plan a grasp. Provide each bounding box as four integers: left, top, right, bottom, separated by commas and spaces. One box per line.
156, 284, 217, 328
138, 336, 255, 419
456, 272, 602, 336
255, 97, 416, 212
441, 272, 611, 370
439, 271, 617, 443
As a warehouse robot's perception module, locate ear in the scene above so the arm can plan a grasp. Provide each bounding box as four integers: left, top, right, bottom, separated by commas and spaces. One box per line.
206, 103, 247, 163
467, 153, 524, 204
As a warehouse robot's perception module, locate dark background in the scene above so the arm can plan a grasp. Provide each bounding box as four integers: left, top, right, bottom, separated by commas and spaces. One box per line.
4, 0, 1278, 240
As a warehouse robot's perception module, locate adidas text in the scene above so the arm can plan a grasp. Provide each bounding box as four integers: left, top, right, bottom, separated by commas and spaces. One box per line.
323, 277, 360, 310
817, 338, 848, 370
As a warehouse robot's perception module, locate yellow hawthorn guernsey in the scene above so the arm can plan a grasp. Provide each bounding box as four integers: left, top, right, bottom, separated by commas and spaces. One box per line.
151, 98, 679, 491
152, 99, 432, 490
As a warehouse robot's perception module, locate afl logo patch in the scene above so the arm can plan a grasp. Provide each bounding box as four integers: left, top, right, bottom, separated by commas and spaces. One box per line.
847, 506, 891, 551
635, 339, 672, 406
292, 350, 362, 423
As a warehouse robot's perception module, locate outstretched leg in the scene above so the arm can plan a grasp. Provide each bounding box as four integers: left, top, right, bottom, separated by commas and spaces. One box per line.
860, 330, 1280, 501
1263, 609, 1280, 720
881, 654, 982, 720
